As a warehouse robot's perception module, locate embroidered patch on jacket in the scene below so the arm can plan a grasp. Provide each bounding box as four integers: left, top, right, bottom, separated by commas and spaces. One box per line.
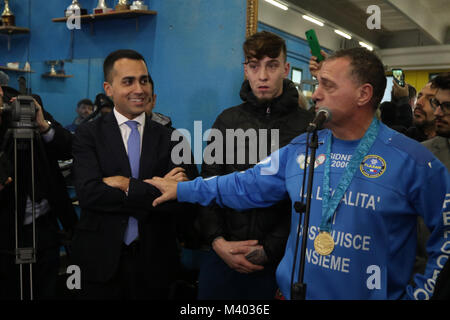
297, 154, 326, 170
360, 155, 386, 178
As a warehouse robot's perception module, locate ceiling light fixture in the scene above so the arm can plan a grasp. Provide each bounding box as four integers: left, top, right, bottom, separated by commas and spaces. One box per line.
265, 0, 288, 11
302, 15, 324, 27
334, 29, 352, 40
359, 41, 373, 51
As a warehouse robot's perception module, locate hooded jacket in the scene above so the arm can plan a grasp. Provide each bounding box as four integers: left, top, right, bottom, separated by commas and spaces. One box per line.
199, 79, 313, 265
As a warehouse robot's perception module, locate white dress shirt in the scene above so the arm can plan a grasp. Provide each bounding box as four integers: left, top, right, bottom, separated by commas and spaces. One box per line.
113, 108, 145, 155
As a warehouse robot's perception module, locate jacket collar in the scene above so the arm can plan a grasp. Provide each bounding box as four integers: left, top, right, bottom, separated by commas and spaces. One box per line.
102, 111, 160, 180
239, 79, 299, 116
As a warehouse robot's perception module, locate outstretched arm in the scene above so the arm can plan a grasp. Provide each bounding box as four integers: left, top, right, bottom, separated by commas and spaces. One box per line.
146, 147, 290, 210
145, 176, 179, 207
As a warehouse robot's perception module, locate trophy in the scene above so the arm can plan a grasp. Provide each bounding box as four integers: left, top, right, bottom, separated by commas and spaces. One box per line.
2, 0, 15, 27
45, 60, 60, 76
130, 1, 147, 10
23, 61, 31, 72
94, 0, 112, 14
115, 0, 130, 11
65, 0, 87, 17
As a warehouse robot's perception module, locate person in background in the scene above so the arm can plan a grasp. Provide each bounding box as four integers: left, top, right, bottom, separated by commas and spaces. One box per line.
94, 93, 114, 117
65, 99, 94, 133
423, 73, 450, 170
416, 73, 450, 295
297, 89, 309, 110
406, 82, 437, 142
143, 77, 173, 128
0, 71, 9, 89
379, 82, 415, 134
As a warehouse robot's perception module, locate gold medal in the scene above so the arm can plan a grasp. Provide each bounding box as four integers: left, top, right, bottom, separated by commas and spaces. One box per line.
314, 232, 335, 256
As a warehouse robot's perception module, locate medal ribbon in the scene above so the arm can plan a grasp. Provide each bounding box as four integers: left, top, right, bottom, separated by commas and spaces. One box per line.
320, 117, 380, 233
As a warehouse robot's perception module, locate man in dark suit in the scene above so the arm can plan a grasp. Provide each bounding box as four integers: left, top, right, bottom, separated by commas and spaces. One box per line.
71, 49, 194, 299
0, 86, 78, 299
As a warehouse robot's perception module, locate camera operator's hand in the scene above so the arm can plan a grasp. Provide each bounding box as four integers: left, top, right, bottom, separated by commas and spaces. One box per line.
9, 97, 50, 133
33, 98, 50, 133
0, 177, 12, 192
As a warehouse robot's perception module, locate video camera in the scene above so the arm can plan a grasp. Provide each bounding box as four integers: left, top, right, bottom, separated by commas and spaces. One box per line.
0, 95, 38, 190
1, 95, 37, 130
0, 95, 40, 300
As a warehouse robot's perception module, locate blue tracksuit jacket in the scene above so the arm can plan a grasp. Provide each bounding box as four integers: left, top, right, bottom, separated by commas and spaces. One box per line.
178, 122, 450, 299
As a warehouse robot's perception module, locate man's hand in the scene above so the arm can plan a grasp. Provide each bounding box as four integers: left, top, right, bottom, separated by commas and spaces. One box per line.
392, 81, 409, 99
164, 167, 188, 182
9, 96, 49, 133
212, 238, 264, 274
103, 176, 130, 192
309, 50, 328, 78
0, 177, 12, 192
28, 98, 50, 133
144, 176, 178, 206
231, 244, 269, 266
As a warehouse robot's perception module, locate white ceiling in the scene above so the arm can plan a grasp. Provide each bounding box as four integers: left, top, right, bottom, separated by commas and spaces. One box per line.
285, 0, 450, 49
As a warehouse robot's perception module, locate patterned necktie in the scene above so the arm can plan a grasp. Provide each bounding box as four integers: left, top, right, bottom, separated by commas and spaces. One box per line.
123, 120, 140, 245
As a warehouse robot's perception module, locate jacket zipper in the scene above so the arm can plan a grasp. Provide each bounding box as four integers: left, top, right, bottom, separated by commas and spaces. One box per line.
265, 105, 271, 119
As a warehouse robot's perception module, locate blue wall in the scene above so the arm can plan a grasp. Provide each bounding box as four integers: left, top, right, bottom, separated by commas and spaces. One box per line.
0, 0, 246, 135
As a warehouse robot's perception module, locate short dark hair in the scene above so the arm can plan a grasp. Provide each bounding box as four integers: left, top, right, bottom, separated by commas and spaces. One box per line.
77, 98, 94, 109
327, 47, 387, 109
103, 49, 147, 83
431, 72, 450, 91
94, 93, 114, 110
243, 31, 287, 62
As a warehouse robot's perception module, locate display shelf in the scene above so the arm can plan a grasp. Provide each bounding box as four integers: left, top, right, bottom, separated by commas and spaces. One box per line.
0, 26, 30, 35
52, 9, 157, 23
42, 73, 73, 78
0, 66, 34, 73
0, 26, 30, 51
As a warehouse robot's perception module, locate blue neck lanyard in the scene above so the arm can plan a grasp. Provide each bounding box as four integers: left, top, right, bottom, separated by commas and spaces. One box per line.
320, 117, 380, 232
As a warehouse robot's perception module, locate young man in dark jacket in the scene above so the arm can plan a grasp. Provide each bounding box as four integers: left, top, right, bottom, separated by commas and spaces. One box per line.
197, 31, 313, 299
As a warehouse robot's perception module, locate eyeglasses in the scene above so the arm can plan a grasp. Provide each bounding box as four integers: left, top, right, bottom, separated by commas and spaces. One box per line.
430, 98, 450, 114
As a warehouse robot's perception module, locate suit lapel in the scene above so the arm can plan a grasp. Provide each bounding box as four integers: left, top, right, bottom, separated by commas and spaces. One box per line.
102, 112, 132, 177
140, 115, 160, 179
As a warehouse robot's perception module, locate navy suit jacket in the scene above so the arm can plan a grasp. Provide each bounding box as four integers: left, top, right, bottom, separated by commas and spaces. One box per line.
71, 111, 191, 287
